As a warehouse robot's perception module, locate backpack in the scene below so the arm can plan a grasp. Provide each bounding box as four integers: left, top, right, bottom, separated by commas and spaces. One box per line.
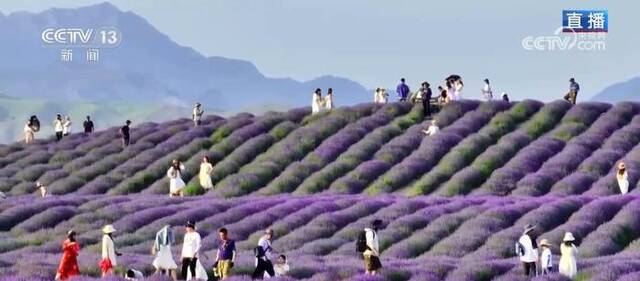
515, 241, 525, 257
355, 230, 370, 253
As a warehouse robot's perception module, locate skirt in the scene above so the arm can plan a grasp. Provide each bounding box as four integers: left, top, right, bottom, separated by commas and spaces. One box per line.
99, 258, 113, 274
199, 174, 213, 189
169, 178, 186, 194
153, 245, 178, 270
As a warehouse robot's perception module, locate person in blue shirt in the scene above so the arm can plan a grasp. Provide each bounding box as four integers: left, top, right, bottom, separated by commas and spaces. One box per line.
396, 78, 410, 102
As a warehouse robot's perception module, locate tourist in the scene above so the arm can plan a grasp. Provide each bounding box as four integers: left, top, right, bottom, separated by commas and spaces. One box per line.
437, 86, 450, 106
559, 232, 578, 278
502, 92, 510, 102
422, 120, 439, 136
363, 219, 382, 275
36, 181, 47, 197
539, 239, 552, 275
152, 225, 178, 281
199, 156, 214, 190
312, 88, 323, 114
120, 120, 131, 148
181, 221, 201, 280
273, 255, 290, 277
564, 78, 580, 105
83, 116, 94, 133
125, 269, 145, 280
192, 103, 204, 127
253, 229, 276, 278
374, 88, 388, 104
324, 88, 334, 110
167, 159, 186, 197
100, 225, 121, 277
419, 82, 432, 116
54, 114, 64, 141
617, 162, 629, 194
55, 230, 80, 280
481, 79, 493, 101
396, 78, 410, 102
215, 227, 236, 280
24, 119, 35, 144
62, 116, 72, 136
516, 224, 538, 276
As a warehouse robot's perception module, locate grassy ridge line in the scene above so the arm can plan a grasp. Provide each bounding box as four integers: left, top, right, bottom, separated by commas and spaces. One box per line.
258, 103, 415, 195
403, 100, 543, 196
213, 104, 380, 198
293, 104, 425, 195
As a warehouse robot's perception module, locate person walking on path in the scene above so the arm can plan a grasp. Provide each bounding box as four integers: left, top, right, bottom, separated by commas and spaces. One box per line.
481, 79, 493, 101
617, 162, 629, 194
516, 224, 538, 277
564, 78, 580, 104
253, 229, 276, 279
120, 120, 131, 148
215, 227, 236, 280
83, 116, 94, 134
559, 232, 579, 278
396, 78, 410, 102
199, 156, 214, 190
100, 225, 121, 277
181, 221, 201, 280
168, 159, 186, 197
53, 114, 64, 141
363, 219, 382, 275
55, 230, 80, 280
192, 103, 204, 127
152, 225, 178, 280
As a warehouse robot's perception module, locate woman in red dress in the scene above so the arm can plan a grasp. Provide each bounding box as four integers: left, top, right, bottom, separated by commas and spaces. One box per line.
56, 230, 80, 280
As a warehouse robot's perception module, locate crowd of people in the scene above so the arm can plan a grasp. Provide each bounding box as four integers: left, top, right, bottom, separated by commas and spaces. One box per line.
517, 225, 579, 278
55, 222, 290, 281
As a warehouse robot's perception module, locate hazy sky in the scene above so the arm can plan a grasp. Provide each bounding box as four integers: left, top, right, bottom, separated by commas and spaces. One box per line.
1, 1, 637, 101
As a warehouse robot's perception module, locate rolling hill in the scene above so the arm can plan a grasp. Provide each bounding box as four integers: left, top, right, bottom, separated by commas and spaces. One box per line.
2, 100, 640, 280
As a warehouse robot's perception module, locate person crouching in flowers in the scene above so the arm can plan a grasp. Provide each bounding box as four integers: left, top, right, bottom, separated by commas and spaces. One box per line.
168, 159, 186, 197
539, 239, 552, 275
152, 225, 178, 281
100, 225, 121, 277
617, 162, 629, 194
199, 156, 214, 190
55, 230, 80, 280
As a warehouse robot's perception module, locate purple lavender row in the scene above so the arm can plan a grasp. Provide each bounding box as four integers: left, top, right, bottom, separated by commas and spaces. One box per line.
513, 102, 640, 195
367, 100, 513, 194
405, 100, 543, 196
580, 199, 640, 257
329, 100, 480, 195
259, 103, 413, 195
437, 100, 572, 196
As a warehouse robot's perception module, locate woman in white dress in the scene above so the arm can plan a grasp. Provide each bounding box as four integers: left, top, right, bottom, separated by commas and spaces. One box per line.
559, 232, 578, 278
199, 156, 214, 190
453, 79, 464, 100
24, 120, 35, 144
152, 225, 178, 280
617, 162, 629, 194
374, 88, 388, 104
62, 116, 72, 136
312, 88, 323, 114
324, 88, 334, 110
100, 225, 121, 277
167, 159, 186, 197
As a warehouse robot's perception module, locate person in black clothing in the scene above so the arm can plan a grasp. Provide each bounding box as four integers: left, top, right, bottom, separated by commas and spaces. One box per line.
83, 116, 94, 134
120, 120, 131, 148
420, 82, 432, 117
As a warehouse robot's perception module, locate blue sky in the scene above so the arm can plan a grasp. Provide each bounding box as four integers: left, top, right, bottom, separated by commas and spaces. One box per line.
0, 0, 637, 101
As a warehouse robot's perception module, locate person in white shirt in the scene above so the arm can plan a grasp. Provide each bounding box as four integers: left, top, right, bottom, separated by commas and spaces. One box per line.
312, 88, 323, 114
181, 221, 201, 280
100, 225, 121, 277
422, 120, 439, 136
363, 219, 382, 275
324, 88, 334, 110
62, 116, 72, 136
253, 229, 276, 278
481, 79, 493, 101
53, 114, 64, 141
539, 239, 552, 275
516, 224, 538, 277
192, 103, 204, 126
559, 232, 579, 278
617, 162, 629, 194
273, 255, 290, 277
167, 160, 186, 197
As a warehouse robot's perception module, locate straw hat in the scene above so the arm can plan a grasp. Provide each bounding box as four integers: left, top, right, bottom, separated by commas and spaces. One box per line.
619, 162, 626, 169
102, 225, 116, 234
523, 224, 536, 233
563, 232, 576, 242
539, 239, 551, 247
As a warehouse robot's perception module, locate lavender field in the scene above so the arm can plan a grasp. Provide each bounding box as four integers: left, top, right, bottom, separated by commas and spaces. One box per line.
2, 100, 640, 280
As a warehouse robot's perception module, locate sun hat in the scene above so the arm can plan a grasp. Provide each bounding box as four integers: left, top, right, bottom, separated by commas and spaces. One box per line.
102, 225, 116, 234
539, 239, 551, 247
523, 224, 536, 233
563, 232, 576, 242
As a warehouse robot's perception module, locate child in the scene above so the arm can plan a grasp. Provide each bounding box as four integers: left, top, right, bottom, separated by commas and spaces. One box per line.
273, 255, 290, 277
540, 239, 553, 275
125, 269, 144, 280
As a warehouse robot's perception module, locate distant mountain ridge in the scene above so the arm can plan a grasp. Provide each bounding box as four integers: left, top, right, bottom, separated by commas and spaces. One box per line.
592, 76, 640, 103
0, 2, 370, 110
